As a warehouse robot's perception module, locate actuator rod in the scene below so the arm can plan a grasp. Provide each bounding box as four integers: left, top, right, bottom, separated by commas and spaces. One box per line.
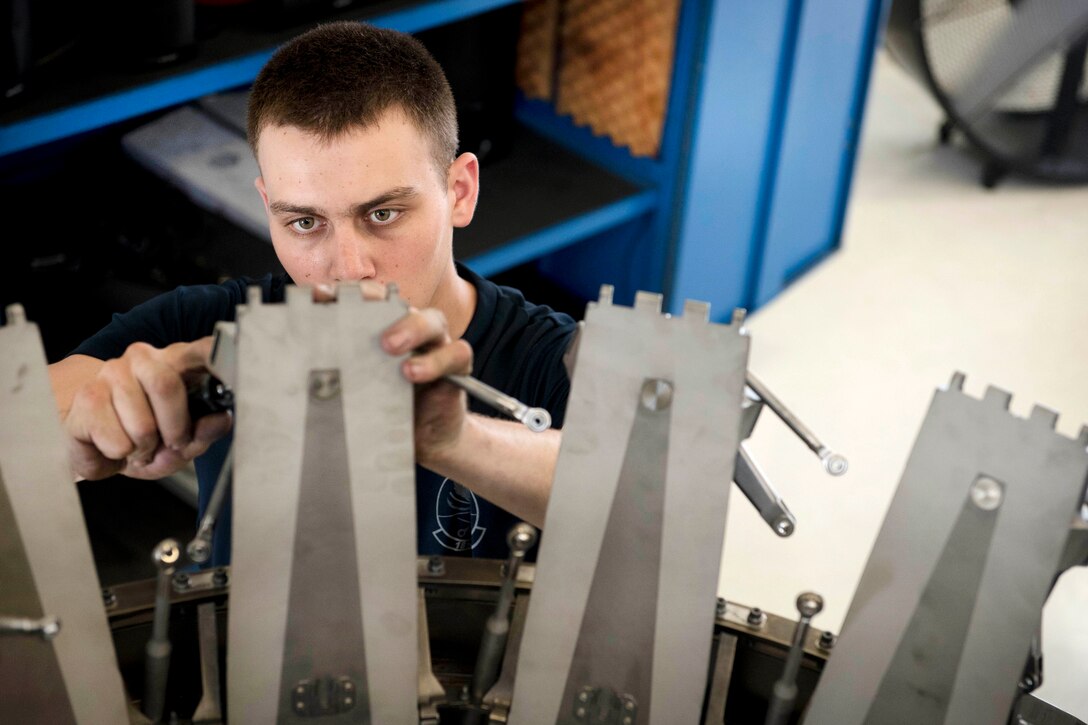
764, 592, 823, 725
746, 373, 848, 476
734, 445, 796, 537
446, 374, 551, 432
470, 523, 537, 705
186, 446, 232, 564
144, 539, 180, 723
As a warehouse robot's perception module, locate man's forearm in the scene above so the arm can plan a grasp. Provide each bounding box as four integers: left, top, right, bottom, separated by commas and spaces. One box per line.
424, 413, 560, 528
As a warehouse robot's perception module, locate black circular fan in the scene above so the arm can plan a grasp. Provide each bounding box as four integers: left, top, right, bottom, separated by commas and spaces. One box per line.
885, 0, 1088, 187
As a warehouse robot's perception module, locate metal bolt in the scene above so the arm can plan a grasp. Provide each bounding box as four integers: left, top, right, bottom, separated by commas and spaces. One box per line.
578, 691, 589, 703
296, 686, 306, 695
575, 707, 586, 719
310, 370, 341, 400
640, 378, 673, 411
212, 568, 229, 587
623, 718, 632, 725
102, 588, 118, 608
797, 592, 824, 618
173, 571, 191, 590
818, 631, 836, 650
971, 476, 1004, 511
427, 555, 445, 576
747, 607, 765, 626
296, 702, 305, 711
716, 597, 727, 618
774, 517, 795, 537
822, 453, 849, 476
509, 522, 538, 552
625, 699, 635, 712
344, 697, 353, 706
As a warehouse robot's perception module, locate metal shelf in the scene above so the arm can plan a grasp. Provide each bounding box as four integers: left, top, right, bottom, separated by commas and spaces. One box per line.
0, 0, 521, 157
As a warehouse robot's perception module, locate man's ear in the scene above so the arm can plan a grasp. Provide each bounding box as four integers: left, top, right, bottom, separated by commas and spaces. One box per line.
448, 152, 480, 228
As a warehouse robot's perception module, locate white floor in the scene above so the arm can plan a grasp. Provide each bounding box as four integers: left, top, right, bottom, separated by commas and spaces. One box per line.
718, 50, 1088, 718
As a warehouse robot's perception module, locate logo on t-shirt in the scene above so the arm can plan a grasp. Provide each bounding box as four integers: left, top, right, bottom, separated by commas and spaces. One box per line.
433, 478, 486, 551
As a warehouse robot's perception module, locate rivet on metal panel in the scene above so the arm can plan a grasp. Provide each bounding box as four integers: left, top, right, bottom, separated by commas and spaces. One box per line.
970, 475, 1005, 511
598, 284, 614, 305
983, 385, 1012, 409
683, 299, 710, 322
634, 291, 663, 314
1028, 404, 1059, 429
639, 378, 673, 411
426, 555, 446, 576
309, 370, 341, 400
948, 371, 966, 391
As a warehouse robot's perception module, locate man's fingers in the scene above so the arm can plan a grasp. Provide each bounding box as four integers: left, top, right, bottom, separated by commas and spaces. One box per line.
403, 339, 473, 383
131, 354, 192, 451
103, 365, 160, 463
382, 308, 449, 355
311, 281, 387, 303
162, 338, 215, 376
67, 381, 135, 461
68, 438, 124, 480
358, 280, 386, 301
185, 412, 233, 459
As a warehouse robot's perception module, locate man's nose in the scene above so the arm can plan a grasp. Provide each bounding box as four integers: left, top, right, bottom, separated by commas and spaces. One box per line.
332, 232, 376, 282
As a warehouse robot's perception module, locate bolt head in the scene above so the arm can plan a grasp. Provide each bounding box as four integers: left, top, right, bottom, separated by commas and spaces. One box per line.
640, 378, 673, 411
797, 592, 824, 618
971, 476, 1004, 511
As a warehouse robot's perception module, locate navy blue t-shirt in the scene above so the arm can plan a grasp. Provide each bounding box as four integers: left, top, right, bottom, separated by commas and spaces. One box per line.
70, 263, 576, 564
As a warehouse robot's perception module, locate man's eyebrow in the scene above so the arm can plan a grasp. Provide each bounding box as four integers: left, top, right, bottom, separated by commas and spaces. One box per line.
351, 187, 420, 215
268, 201, 322, 216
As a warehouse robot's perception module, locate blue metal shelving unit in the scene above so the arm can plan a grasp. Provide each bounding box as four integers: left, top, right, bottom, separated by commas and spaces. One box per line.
0, 0, 887, 318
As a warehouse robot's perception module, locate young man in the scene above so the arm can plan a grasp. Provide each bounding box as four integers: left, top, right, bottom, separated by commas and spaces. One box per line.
48, 20, 577, 564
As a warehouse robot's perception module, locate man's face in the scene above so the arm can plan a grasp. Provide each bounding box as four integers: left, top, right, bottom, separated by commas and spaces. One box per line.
254, 110, 473, 309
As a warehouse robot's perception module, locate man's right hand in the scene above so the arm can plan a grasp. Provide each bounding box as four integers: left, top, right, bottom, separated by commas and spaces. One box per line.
50, 338, 233, 482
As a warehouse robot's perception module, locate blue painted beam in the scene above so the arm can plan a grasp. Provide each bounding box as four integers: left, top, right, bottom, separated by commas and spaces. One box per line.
668, 0, 796, 320
464, 189, 658, 277
752, 0, 888, 307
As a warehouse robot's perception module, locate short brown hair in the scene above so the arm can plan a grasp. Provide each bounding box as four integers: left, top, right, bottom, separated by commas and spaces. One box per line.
247, 21, 459, 174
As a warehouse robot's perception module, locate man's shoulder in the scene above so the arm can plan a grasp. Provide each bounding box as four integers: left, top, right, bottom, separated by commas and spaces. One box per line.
69, 273, 291, 360
458, 263, 576, 343
179, 272, 291, 309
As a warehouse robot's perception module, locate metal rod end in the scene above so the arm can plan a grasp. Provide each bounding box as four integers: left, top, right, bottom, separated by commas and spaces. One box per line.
820, 450, 849, 476
520, 407, 552, 432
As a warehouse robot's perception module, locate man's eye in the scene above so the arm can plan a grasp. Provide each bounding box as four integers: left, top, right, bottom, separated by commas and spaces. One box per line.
369, 208, 400, 224
290, 217, 317, 232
